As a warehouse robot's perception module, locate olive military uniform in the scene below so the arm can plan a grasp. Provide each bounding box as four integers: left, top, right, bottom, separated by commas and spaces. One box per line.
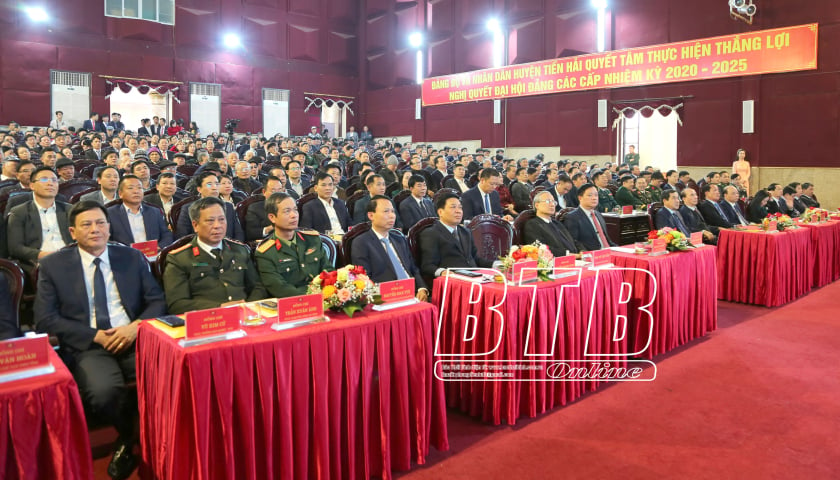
254, 230, 334, 299
597, 187, 618, 213
163, 237, 267, 314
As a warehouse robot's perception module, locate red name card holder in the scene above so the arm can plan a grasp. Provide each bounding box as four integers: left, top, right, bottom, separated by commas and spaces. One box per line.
373, 278, 419, 312
766, 221, 778, 233
505, 260, 539, 285
272, 294, 326, 331
179, 306, 246, 347
583, 249, 615, 268
0, 334, 54, 384
689, 232, 705, 247
550, 255, 580, 279
621, 205, 634, 215
648, 239, 669, 256
132, 240, 159, 261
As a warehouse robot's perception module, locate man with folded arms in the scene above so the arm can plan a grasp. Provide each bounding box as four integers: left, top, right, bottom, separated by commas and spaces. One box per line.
351, 195, 428, 301
164, 197, 266, 314
565, 184, 617, 251
35, 201, 166, 479
523, 190, 582, 257
418, 192, 494, 278
108, 175, 173, 248
679, 188, 717, 244
255, 192, 332, 298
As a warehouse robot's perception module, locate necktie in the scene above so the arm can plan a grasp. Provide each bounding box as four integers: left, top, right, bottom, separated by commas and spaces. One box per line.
483, 193, 492, 214
93, 258, 111, 330
591, 212, 610, 248
422, 200, 432, 217
672, 211, 689, 236
211, 248, 222, 264
713, 201, 725, 219
382, 237, 409, 280
734, 205, 748, 225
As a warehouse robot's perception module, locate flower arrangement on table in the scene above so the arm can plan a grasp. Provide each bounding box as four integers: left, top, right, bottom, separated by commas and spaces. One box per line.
307, 265, 377, 317
646, 227, 693, 252
799, 207, 828, 224
763, 213, 795, 231
499, 242, 554, 281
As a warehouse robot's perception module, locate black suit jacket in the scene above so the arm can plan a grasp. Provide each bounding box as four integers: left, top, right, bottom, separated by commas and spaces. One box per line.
0, 276, 21, 340
418, 221, 493, 278
300, 197, 350, 234
698, 200, 733, 229
547, 187, 576, 210
654, 208, 690, 235
351, 230, 426, 290
142, 191, 188, 211
399, 196, 437, 229
85, 149, 103, 161
461, 186, 503, 220
82, 120, 107, 133
7, 201, 73, 266
107, 204, 174, 247
522, 216, 582, 256
563, 208, 617, 251
34, 244, 166, 353
443, 177, 468, 194
245, 200, 270, 242
137, 126, 151, 137
719, 201, 748, 226
680, 205, 719, 235
175, 200, 245, 241
800, 195, 820, 209
510, 182, 534, 212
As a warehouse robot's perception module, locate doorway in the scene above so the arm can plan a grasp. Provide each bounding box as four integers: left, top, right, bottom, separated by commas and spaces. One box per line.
617, 107, 680, 172
108, 87, 171, 133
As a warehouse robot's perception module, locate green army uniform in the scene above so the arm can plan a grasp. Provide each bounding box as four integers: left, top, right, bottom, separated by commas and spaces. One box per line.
597, 187, 618, 213
615, 186, 642, 207
163, 237, 268, 314
254, 230, 334, 299
304, 154, 320, 169
624, 152, 640, 167
633, 189, 653, 206
647, 186, 663, 203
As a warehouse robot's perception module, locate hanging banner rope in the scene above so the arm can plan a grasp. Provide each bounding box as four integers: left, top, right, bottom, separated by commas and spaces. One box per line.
105, 79, 182, 103
304, 96, 354, 115
612, 103, 683, 130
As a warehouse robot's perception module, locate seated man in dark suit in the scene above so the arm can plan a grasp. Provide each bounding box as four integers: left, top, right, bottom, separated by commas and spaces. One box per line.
418, 192, 494, 278
300, 172, 350, 234
547, 174, 576, 210
510, 167, 535, 213
35, 201, 167, 479
697, 184, 734, 230
719, 185, 750, 226
461, 168, 513, 221
679, 187, 717, 244
244, 176, 287, 242
564, 184, 618, 251
175, 171, 245, 241
351, 173, 386, 226
143, 172, 186, 218
0, 275, 21, 340
443, 164, 470, 194
523, 190, 583, 257
107, 175, 173, 249
653, 190, 691, 236
614, 175, 643, 208
398, 174, 437, 229
350, 196, 429, 301
7, 166, 74, 275
799, 182, 819, 208
80, 166, 121, 205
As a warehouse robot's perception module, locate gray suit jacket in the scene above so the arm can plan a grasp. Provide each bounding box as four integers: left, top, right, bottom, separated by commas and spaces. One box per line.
79, 190, 117, 205
7, 200, 73, 266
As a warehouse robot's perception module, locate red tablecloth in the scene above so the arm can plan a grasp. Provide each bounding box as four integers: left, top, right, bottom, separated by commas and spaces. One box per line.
432, 269, 628, 425
137, 302, 448, 480
798, 221, 840, 287
717, 228, 813, 306
610, 246, 718, 359
0, 349, 92, 480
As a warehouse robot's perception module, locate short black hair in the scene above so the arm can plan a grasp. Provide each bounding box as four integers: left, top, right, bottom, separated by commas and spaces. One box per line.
118, 174, 142, 191
365, 173, 383, 187
434, 191, 459, 211
701, 184, 716, 194
678, 171, 690, 178
619, 175, 634, 185
408, 174, 426, 189
197, 170, 219, 186
479, 167, 500, 181
30, 165, 57, 183
662, 189, 679, 202
767, 182, 780, 191
366, 195, 392, 215
313, 172, 333, 185
651, 172, 665, 181
69, 200, 110, 226
95, 165, 119, 179
782, 186, 796, 196
188, 196, 226, 222
265, 192, 294, 217
577, 183, 598, 198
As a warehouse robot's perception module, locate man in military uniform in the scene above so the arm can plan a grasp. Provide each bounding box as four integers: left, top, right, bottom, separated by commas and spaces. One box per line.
163, 197, 267, 314
255, 192, 334, 298
593, 170, 618, 213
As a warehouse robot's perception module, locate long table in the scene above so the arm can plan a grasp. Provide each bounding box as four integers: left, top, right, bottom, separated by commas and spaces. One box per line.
137, 302, 448, 480
610, 245, 718, 359
0, 349, 92, 480
717, 227, 813, 306
798, 220, 840, 288
432, 269, 629, 426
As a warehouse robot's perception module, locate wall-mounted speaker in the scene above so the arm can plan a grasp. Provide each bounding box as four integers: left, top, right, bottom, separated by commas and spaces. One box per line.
415, 98, 422, 120
597, 99, 608, 128
742, 100, 755, 134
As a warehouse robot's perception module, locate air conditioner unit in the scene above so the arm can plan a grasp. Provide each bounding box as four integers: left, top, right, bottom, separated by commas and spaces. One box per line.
50, 70, 91, 129
190, 83, 221, 135
263, 88, 290, 137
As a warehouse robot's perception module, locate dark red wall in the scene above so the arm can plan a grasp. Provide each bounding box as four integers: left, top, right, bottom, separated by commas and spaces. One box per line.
361, 0, 840, 167
0, 0, 360, 135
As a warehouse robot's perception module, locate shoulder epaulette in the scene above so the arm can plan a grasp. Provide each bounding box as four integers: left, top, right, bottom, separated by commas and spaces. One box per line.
170, 243, 191, 255
256, 238, 274, 253
298, 229, 320, 235
224, 238, 247, 247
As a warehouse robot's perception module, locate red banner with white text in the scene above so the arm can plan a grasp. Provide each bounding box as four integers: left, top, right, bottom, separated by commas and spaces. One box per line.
421, 23, 818, 106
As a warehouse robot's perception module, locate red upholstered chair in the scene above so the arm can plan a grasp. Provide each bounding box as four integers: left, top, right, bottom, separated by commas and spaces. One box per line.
512, 209, 536, 245
407, 217, 439, 263
58, 178, 99, 199
345, 183, 362, 197
79, 164, 98, 179
468, 213, 513, 260
168, 196, 197, 230
295, 192, 318, 212
385, 182, 402, 198
440, 174, 454, 189
69, 187, 99, 203
392, 190, 413, 211
557, 207, 576, 222
606, 184, 618, 195
529, 186, 546, 205
0, 258, 25, 332
467, 173, 479, 188
433, 188, 460, 205
0, 179, 18, 191
345, 190, 367, 218
148, 164, 161, 179
154, 234, 195, 284
176, 164, 198, 177
647, 202, 664, 231
340, 221, 371, 266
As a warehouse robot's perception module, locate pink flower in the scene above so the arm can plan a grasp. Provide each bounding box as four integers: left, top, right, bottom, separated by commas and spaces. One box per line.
337, 288, 352, 303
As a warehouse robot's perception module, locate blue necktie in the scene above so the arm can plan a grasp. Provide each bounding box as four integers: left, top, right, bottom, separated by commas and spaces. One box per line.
483, 193, 492, 214
382, 237, 409, 280
93, 258, 111, 330
713, 201, 725, 219
672, 212, 689, 236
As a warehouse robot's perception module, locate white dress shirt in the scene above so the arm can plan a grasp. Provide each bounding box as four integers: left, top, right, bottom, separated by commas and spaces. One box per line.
319, 197, 345, 234
125, 205, 147, 243
197, 238, 223, 258
33, 198, 66, 253
78, 247, 131, 329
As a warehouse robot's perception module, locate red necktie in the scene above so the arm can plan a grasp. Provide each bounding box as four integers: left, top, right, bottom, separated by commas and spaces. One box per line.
591, 211, 609, 248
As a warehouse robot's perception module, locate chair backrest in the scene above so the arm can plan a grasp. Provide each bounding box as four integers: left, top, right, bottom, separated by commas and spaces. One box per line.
647, 202, 664, 231
79, 164, 98, 179
468, 214, 513, 259
176, 164, 198, 177
392, 190, 412, 210
467, 173, 479, 188
441, 174, 454, 188
557, 207, 576, 222
512, 209, 536, 245
345, 190, 367, 218
319, 234, 338, 268
69, 186, 99, 203
0, 259, 24, 331
235, 194, 265, 233
407, 217, 439, 261
529, 186, 546, 205
385, 181, 402, 198
295, 192, 318, 212
58, 179, 99, 198
433, 188, 460, 206
169, 196, 197, 229
0, 179, 18, 191
148, 164, 161, 179
606, 184, 618, 195
154, 234, 195, 283
737, 198, 747, 215
341, 221, 371, 266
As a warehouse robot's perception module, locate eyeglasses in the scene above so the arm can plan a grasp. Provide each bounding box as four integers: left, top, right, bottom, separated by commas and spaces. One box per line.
34, 177, 58, 183
203, 182, 220, 187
